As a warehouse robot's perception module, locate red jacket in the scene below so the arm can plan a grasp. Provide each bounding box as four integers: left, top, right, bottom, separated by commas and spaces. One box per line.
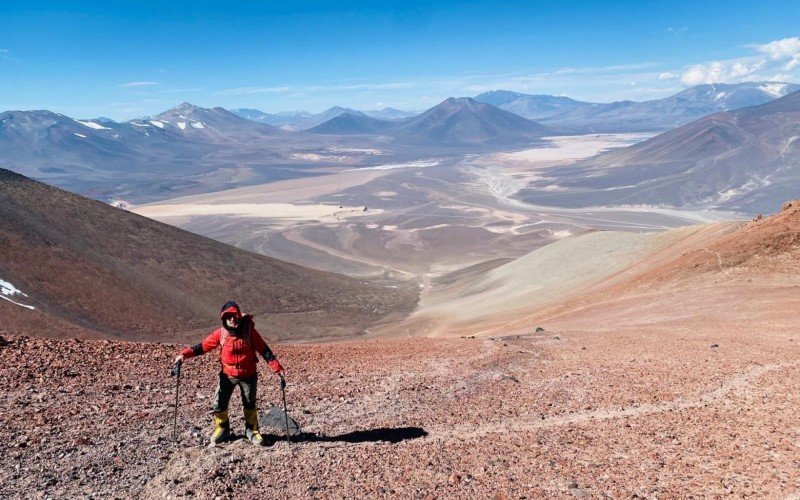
181, 314, 283, 378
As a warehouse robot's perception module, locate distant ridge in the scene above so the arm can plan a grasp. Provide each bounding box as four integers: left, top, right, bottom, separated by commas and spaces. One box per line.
231, 106, 367, 130
307, 97, 551, 147
517, 89, 800, 215
307, 112, 397, 135
478, 81, 800, 132
474, 91, 593, 121
0, 102, 350, 202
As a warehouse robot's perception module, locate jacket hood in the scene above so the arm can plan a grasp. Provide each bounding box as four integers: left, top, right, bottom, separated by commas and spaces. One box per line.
220, 301, 242, 322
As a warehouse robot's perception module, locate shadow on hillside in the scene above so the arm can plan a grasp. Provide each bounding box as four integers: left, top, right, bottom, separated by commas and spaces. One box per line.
263, 426, 428, 446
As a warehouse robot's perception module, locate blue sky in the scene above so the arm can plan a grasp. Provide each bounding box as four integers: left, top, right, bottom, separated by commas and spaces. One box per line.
2, 1, 799, 119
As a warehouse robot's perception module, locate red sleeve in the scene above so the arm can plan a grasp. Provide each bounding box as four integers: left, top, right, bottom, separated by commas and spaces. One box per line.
251, 327, 284, 373
251, 327, 268, 355
180, 329, 221, 358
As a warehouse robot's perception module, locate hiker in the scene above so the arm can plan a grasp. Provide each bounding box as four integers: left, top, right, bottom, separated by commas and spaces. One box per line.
174, 301, 285, 445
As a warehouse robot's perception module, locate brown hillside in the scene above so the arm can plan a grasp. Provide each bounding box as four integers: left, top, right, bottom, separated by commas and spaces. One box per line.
522, 200, 800, 332
0, 169, 416, 342
644, 199, 800, 281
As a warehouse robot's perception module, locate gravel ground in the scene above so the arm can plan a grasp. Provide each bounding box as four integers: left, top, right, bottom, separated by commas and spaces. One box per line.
2, 325, 799, 498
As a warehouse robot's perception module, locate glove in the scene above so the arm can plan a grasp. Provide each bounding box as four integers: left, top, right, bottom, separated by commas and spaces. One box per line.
267, 359, 284, 375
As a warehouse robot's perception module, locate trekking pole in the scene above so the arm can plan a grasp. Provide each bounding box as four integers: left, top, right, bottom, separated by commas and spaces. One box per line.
279, 374, 291, 444
170, 360, 182, 443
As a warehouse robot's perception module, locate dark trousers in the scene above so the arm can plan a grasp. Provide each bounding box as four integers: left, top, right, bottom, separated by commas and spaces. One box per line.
212, 372, 258, 413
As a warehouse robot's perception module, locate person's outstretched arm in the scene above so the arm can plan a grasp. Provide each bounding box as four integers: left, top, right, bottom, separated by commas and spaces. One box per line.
174, 329, 221, 364
251, 325, 284, 375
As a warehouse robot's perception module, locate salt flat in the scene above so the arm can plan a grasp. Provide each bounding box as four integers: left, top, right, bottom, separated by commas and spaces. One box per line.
133, 134, 742, 281
134, 202, 380, 226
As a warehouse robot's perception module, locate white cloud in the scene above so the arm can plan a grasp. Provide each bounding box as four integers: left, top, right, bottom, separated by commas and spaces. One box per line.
664, 26, 689, 33
753, 37, 800, 60
680, 36, 800, 85
119, 81, 161, 88
0, 48, 18, 62
658, 72, 679, 81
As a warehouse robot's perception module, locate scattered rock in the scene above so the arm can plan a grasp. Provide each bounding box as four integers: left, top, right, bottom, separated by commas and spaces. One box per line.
569, 483, 590, 497
535, 327, 545, 332
711, 344, 719, 349
448, 472, 460, 485
74, 437, 92, 446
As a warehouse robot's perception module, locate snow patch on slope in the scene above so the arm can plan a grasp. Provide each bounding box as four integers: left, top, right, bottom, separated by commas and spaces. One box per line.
0, 279, 35, 310
76, 120, 111, 130
759, 83, 787, 98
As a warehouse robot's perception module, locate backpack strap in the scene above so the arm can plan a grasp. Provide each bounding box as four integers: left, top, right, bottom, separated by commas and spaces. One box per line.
220, 324, 252, 349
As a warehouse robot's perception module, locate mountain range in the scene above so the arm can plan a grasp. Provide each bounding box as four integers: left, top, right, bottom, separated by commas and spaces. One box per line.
3, 81, 799, 209
516, 89, 800, 215
231, 106, 417, 130
474, 81, 800, 132
234, 81, 798, 136
0, 98, 552, 202
0, 102, 373, 202
308, 97, 551, 146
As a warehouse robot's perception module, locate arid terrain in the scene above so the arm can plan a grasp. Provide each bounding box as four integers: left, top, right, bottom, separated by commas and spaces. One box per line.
134, 134, 736, 281
5, 5, 800, 497
3, 99, 799, 500
3, 200, 799, 498
3, 313, 798, 497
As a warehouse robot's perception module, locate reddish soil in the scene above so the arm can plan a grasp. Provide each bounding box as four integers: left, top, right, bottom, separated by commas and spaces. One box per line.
3, 321, 800, 498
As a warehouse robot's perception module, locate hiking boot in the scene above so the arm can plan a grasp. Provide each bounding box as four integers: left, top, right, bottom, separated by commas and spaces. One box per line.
244, 408, 263, 446
246, 428, 264, 446
210, 410, 230, 445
